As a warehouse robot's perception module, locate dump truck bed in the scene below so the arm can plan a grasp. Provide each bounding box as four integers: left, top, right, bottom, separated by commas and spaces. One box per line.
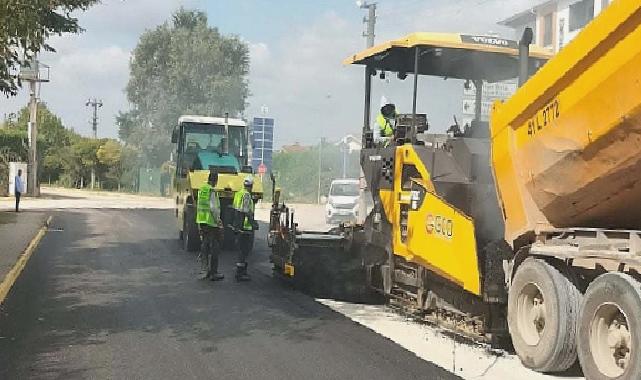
491, 1, 641, 244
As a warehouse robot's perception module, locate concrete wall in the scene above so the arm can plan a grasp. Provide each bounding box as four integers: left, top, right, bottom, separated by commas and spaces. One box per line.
8, 162, 27, 196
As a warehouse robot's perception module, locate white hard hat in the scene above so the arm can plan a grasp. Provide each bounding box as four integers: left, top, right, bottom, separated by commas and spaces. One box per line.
380, 95, 393, 108
244, 176, 254, 186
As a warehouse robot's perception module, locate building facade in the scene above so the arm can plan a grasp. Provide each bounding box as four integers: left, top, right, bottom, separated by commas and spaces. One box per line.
499, 0, 612, 53
250, 117, 275, 174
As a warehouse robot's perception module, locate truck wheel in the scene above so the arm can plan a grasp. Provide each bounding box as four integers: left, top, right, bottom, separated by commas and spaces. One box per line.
578, 272, 641, 380
183, 207, 200, 252
508, 257, 581, 372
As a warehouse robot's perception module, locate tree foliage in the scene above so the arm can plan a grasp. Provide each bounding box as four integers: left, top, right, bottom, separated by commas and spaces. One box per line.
97, 139, 131, 190
1, 104, 133, 190
10, 103, 72, 181
0, 0, 98, 96
118, 8, 250, 167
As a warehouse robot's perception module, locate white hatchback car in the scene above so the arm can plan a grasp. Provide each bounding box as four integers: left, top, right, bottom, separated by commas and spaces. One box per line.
325, 179, 360, 225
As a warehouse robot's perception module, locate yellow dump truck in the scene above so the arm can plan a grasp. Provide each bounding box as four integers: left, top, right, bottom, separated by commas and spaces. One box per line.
172, 115, 262, 251
270, 1, 641, 378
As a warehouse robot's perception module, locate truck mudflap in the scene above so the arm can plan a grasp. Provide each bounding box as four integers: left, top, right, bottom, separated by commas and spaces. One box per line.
269, 203, 381, 303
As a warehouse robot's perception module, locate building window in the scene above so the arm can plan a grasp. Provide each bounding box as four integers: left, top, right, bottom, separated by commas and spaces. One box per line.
570, 0, 594, 32
543, 13, 553, 47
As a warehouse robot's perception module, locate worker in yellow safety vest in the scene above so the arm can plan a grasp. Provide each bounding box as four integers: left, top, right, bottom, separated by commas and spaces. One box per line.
376, 98, 397, 144
196, 168, 224, 281
232, 176, 258, 281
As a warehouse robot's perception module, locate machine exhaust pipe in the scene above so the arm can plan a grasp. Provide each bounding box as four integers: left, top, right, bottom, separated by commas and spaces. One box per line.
518, 27, 534, 87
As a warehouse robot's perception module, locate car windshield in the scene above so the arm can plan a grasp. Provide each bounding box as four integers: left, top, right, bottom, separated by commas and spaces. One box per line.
330, 183, 359, 196
181, 122, 247, 172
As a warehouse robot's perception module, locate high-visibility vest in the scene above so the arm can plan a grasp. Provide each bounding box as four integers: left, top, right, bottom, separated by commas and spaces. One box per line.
233, 188, 255, 231
376, 113, 394, 137
196, 184, 220, 227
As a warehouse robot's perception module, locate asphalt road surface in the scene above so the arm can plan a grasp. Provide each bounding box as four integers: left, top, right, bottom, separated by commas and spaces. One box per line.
0, 210, 458, 380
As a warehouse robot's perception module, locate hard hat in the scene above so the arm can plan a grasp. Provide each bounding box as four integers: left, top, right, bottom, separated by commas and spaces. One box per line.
244, 176, 254, 187
380, 95, 393, 108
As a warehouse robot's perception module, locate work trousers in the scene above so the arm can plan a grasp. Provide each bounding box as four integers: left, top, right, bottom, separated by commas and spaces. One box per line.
237, 231, 254, 264
200, 225, 222, 276
15, 191, 21, 212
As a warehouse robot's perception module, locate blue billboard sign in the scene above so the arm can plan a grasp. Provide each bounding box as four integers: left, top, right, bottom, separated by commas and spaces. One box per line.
251, 117, 274, 173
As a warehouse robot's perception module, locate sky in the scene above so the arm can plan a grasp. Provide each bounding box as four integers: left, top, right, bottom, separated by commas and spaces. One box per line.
0, 0, 540, 147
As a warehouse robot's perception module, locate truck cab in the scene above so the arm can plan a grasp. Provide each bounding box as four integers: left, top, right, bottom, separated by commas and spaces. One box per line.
172, 115, 263, 251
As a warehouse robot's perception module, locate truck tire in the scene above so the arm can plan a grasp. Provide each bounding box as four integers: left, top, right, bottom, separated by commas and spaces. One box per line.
508, 257, 581, 372
183, 206, 200, 252
577, 272, 641, 380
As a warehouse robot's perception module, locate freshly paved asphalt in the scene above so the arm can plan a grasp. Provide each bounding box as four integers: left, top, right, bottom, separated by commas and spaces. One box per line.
0, 210, 459, 380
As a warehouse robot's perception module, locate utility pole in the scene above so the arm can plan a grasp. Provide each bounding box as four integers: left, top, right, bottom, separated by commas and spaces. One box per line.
357, 1, 377, 222
86, 98, 103, 139
28, 74, 38, 196
20, 56, 49, 197
359, 0, 377, 131
86, 98, 103, 189
341, 137, 349, 179
358, 1, 377, 48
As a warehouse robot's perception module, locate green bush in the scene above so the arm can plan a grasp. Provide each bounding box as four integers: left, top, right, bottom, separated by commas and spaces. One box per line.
0, 129, 28, 160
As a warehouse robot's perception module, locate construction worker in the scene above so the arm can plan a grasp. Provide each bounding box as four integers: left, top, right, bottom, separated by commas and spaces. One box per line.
196, 168, 224, 281
375, 96, 397, 144
233, 176, 258, 281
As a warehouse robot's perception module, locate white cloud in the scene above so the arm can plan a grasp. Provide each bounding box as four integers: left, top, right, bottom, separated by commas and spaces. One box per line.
249, 42, 271, 66
246, 0, 545, 147
247, 11, 364, 146
1, 0, 545, 145
1, 43, 131, 138
0, 0, 197, 138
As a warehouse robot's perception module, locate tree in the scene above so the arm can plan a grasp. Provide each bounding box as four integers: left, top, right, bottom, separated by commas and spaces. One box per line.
0, 0, 98, 96
14, 102, 70, 147
119, 8, 250, 167
12, 103, 73, 182
58, 136, 104, 188
97, 139, 124, 190
4, 103, 131, 190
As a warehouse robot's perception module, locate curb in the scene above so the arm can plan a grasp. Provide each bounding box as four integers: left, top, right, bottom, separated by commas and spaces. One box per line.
0, 215, 52, 305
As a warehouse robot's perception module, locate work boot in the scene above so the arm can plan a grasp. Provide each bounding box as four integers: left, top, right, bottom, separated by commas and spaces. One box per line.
198, 270, 210, 280
210, 273, 225, 281
235, 263, 250, 282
